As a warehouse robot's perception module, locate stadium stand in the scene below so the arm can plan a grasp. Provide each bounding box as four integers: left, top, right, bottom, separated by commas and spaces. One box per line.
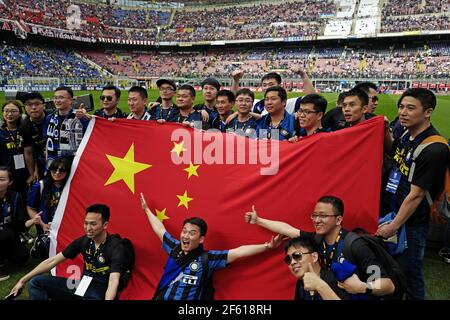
0, 0, 448, 43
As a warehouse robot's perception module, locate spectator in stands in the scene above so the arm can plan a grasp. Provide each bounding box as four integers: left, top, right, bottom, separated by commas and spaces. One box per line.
377, 88, 449, 300
44, 86, 89, 167
94, 85, 127, 119
290, 94, 328, 142
151, 79, 179, 122
126, 86, 151, 120
245, 196, 397, 299
341, 89, 369, 127
19, 92, 47, 180
1, 101, 34, 200
256, 86, 295, 141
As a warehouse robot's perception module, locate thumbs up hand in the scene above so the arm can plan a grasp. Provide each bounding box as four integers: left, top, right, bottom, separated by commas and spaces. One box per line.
303, 263, 322, 295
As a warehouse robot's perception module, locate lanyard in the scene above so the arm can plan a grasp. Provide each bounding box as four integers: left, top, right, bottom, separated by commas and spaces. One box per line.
178, 110, 194, 123
267, 114, 285, 140
322, 229, 343, 269
159, 106, 173, 120
234, 115, 252, 132
6, 128, 21, 152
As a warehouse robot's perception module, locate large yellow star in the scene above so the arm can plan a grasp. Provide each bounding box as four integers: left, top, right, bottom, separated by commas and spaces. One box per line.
171, 141, 187, 157
184, 162, 200, 179
177, 190, 193, 209
155, 208, 170, 222
104, 143, 152, 193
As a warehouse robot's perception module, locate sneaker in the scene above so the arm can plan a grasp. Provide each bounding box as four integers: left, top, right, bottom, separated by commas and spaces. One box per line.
438, 248, 450, 264
0, 268, 10, 281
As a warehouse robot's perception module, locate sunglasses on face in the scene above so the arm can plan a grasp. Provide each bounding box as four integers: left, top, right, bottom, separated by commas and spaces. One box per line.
284, 251, 313, 265
100, 95, 114, 101
51, 168, 67, 174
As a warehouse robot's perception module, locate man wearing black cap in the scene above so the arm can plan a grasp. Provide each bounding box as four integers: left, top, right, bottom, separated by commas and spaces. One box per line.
19, 92, 47, 180
151, 79, 179, 122
194, 77, 220, 123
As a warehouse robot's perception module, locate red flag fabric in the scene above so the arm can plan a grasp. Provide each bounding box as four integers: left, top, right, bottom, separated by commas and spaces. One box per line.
51, 116, 384, 300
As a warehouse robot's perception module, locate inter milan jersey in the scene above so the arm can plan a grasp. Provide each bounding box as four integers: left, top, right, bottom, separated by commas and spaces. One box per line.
252, 99, 265, 114
62, 235, 124, 285
226, 115, 258, 138
26, 181, 63, 224
256, 110, 295, 140
172, 110, 210, 130
157, 232, 228, 300
150, 104, 179, 121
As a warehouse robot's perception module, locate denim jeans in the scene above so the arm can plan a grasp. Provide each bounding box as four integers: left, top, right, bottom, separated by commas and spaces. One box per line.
398, 223, 429, 300
28, 275, 107, 300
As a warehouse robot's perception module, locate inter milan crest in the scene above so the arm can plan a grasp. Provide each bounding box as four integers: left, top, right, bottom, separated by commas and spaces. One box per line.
98, 254, 105, 264
281, 129, 289, 137
189, 261, 199, 272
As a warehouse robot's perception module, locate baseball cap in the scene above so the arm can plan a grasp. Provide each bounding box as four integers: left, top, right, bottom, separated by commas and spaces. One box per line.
17, 91, 45, 104
156, 79, 177, 91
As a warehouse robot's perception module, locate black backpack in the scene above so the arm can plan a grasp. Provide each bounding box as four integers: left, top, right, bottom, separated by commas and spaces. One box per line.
342, 231, 406, 299
109, 234, 135, 293
199, 251, 215, 300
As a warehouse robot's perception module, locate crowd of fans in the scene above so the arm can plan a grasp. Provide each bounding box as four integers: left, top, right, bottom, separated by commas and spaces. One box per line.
80, 43, 450, 80
0, 43, 102, 78
1, 0, 447, 43
381, 0, 450, 16
1, 41, 449, 80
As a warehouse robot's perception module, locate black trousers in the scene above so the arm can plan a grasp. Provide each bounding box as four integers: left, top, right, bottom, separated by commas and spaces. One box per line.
0, 228, 30, 263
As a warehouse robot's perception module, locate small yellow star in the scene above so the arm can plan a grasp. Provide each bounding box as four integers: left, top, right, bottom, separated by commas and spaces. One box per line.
155, 208, 170, 222
104, 143, 152, 193
171, 141, 187, 157
184, 162, 200, 179
177, 190, 193, 209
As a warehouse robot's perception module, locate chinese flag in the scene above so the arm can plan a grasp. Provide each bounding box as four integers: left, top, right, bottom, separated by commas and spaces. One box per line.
51, 116, 384, 300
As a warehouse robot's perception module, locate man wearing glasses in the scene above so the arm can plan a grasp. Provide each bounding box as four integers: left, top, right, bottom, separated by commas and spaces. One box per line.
150, 79, 179, 122
289, 94, 328, 142
43, 86, 89, 167
94, 85, 127, 119
284, 236, 351, 300
245, 196, 396, 299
